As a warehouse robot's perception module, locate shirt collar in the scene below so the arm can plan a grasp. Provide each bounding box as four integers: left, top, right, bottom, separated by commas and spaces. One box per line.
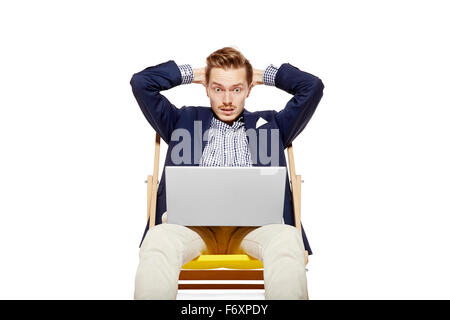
212, 113, 245, 130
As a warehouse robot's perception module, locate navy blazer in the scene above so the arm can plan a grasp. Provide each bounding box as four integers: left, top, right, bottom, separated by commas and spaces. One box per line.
130, 60, 324, 255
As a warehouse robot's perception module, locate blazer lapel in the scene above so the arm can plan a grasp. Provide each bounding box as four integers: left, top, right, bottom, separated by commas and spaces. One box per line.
193, 108, 213, 165
243, 109, 260, 166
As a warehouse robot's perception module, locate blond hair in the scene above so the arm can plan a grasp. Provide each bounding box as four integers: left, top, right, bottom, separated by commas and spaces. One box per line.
205, 47, 253, 86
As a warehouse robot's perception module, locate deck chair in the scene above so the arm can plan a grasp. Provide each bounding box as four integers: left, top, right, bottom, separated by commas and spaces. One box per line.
145, 133, 309, 298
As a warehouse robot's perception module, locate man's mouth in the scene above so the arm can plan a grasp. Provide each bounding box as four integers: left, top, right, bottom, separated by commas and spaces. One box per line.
220, 107, 235, 114
220, 108, 234, 116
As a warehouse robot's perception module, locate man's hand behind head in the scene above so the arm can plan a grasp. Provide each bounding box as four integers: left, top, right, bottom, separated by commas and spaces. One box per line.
252, 68, 264, 87
193, 67, 206, 87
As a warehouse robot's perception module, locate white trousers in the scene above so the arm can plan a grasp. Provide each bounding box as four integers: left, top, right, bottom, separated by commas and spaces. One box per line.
134, 217, 307, 300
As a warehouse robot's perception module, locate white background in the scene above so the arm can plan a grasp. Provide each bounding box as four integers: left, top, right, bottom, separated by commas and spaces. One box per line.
1, 0, 449, 299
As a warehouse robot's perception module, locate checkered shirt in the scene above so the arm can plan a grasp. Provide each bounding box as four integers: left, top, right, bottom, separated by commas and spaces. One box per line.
199, 115, 252, 166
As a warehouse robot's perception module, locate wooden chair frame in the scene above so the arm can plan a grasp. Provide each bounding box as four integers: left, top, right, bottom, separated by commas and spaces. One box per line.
145, 133, 309, 297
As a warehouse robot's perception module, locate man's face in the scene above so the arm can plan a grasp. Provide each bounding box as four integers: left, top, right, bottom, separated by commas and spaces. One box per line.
206, 67, 252, 125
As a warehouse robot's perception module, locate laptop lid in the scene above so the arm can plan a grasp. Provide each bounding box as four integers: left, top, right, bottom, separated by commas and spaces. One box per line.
165, 166, 286, 226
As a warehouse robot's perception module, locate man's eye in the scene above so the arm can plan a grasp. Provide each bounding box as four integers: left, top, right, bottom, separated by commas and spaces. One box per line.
234, 88, 241, 93
214, 88, 221, 92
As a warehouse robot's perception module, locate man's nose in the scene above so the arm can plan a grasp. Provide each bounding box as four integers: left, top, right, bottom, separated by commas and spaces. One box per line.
223, 91, 232, 106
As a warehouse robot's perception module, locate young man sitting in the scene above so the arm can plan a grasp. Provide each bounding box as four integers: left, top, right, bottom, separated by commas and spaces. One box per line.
130, 47, 324, 300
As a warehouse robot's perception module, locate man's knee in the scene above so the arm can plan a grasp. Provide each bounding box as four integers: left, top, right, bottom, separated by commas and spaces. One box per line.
140, 224, 183, 258
264, 225, 304, 254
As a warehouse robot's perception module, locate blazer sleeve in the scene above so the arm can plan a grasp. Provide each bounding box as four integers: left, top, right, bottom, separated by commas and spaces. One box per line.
274, 63, 325, 148
130, 60, 183, 144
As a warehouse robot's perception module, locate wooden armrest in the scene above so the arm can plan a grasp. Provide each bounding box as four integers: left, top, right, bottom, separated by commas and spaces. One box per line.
146, 175, 153, 221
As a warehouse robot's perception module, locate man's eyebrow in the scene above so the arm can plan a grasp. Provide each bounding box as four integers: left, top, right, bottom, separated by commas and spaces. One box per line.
211, 82, 244, 87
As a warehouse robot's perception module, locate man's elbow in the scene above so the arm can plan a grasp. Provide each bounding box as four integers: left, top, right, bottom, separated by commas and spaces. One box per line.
311, 78, 324, 101
130, 73, 143, 90
313, 78, 324, 93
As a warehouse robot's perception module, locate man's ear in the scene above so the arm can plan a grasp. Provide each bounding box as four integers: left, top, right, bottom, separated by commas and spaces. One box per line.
205, 85, 209, 98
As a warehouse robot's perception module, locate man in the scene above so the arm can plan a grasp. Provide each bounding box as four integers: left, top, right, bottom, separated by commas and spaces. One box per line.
130, 47, 324, 299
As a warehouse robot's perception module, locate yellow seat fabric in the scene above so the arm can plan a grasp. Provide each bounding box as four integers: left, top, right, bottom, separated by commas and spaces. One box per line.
182, 254, 263, 270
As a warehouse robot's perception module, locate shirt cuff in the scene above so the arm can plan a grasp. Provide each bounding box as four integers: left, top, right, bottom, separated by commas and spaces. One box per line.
263, 64, 278, 86
177, 64, 194, 84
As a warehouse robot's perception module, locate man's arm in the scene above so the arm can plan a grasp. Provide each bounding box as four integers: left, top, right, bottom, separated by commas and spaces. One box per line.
129, 60, 194, 143
263, 63, 324, 148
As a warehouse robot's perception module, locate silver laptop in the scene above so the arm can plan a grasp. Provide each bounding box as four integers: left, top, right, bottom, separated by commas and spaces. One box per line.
165, 166, 286, 226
